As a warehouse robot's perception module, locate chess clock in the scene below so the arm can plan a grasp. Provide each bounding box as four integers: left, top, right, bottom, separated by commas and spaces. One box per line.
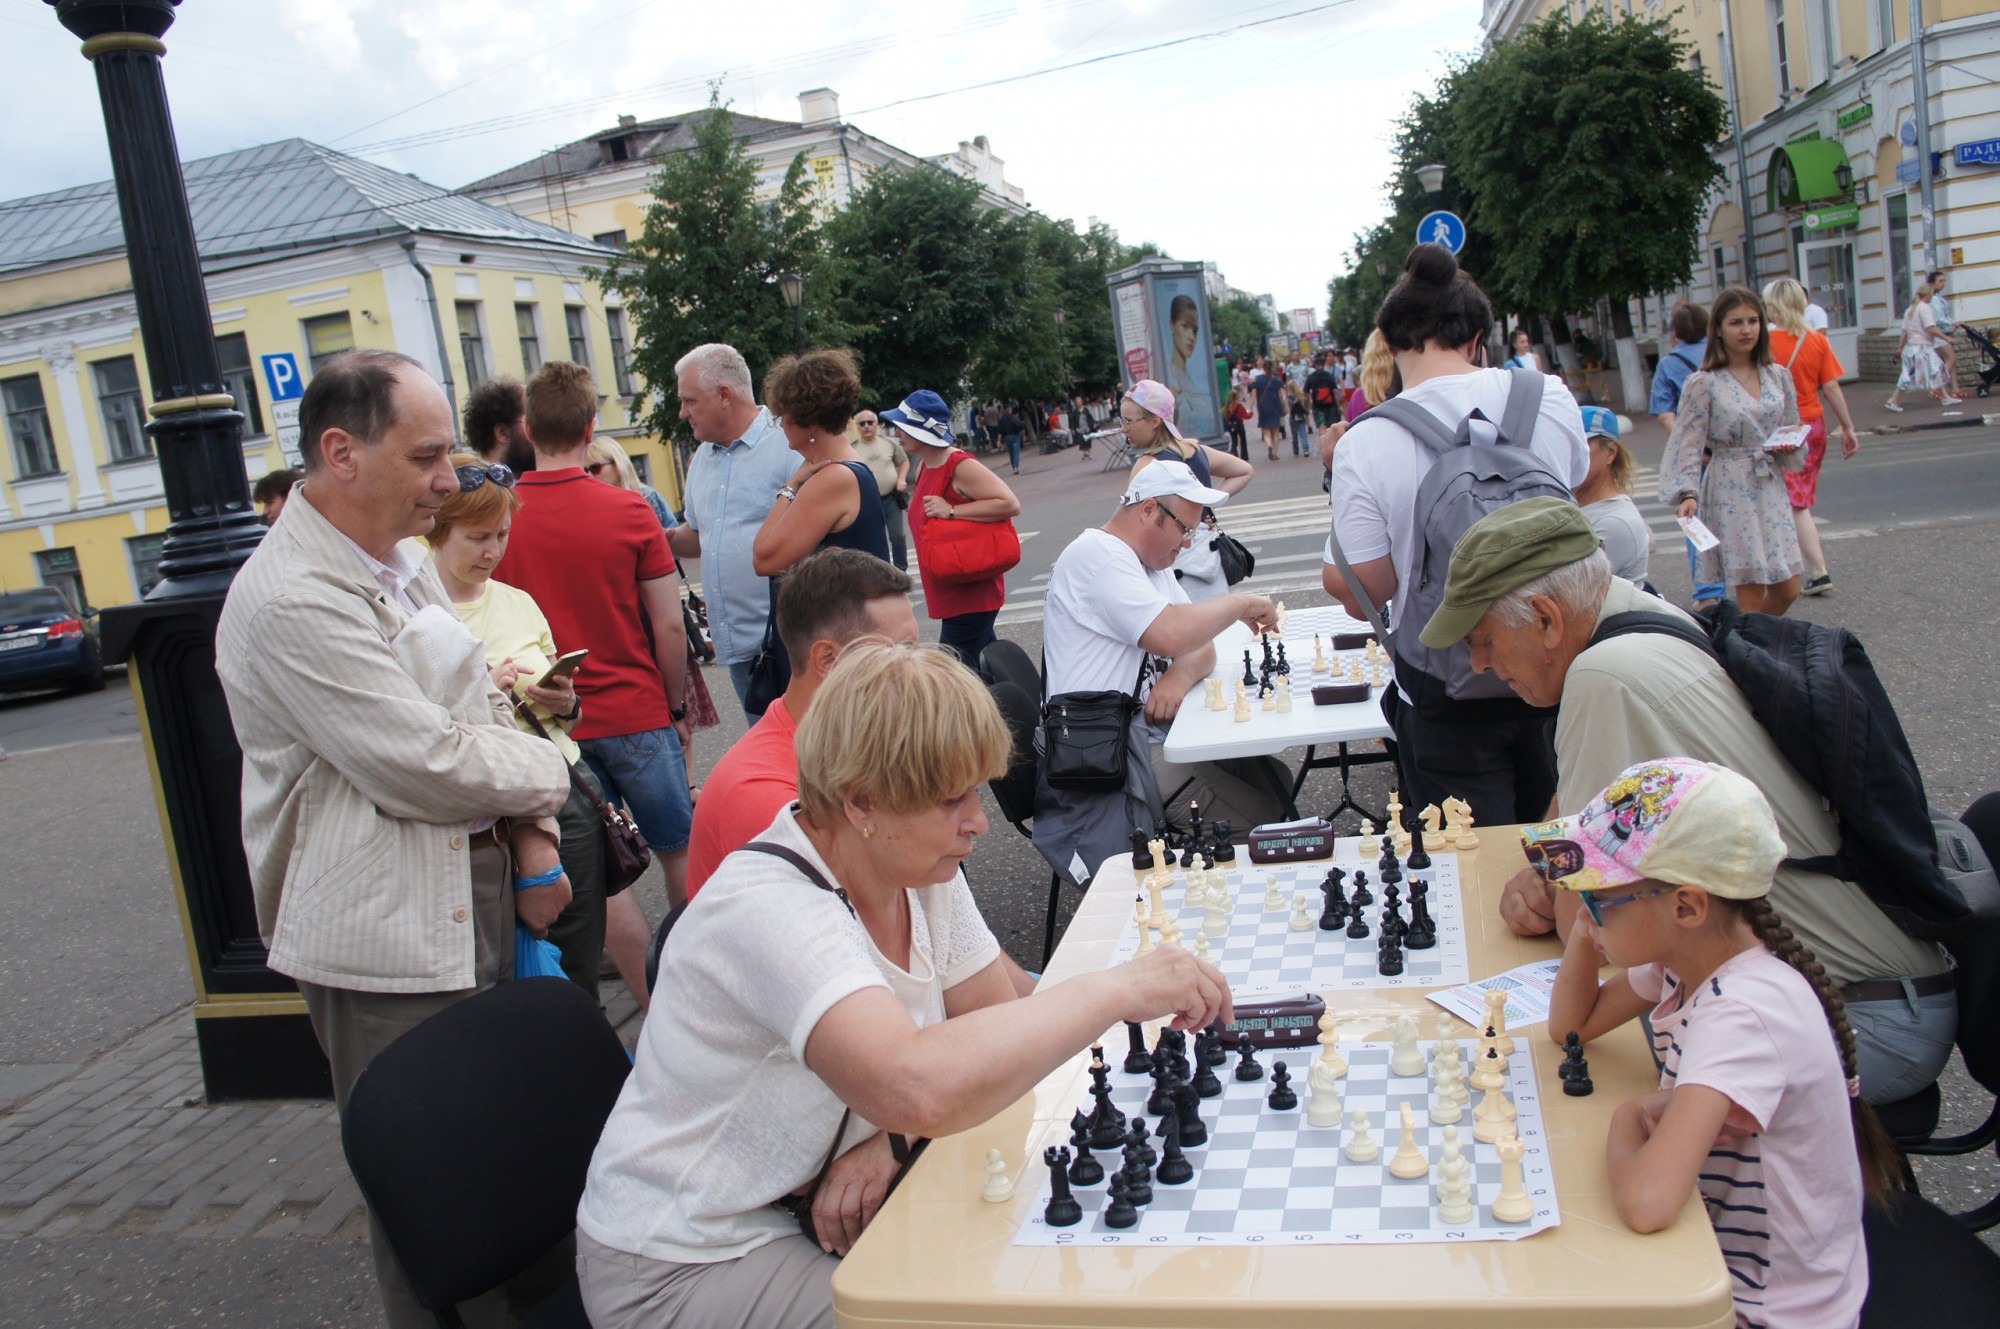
1246, 816, 1335, 864
1221, 994, 1326, 1050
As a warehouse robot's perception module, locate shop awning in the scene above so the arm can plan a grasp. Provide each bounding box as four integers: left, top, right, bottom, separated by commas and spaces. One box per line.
1768, 140, 1853, 210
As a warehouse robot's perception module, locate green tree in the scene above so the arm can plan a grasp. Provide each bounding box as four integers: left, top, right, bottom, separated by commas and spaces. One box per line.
1449, 12, 1725, 395
596, 94, 828, 442
1210, 292, 1273, 362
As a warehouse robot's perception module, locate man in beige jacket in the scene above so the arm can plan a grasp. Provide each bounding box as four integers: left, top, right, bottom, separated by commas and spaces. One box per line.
217, 349, 572, 1327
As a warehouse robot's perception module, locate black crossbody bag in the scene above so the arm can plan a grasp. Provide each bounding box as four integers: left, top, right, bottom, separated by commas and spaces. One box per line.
742, 840, 929, 1244
1040, 653, 1150, 792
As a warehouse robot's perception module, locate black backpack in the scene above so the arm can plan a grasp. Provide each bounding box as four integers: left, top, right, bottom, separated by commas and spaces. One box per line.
1591, 602, 1996, 939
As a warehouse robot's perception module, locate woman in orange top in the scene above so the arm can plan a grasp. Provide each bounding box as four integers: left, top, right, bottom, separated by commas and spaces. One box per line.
1761, 278, 1859, 598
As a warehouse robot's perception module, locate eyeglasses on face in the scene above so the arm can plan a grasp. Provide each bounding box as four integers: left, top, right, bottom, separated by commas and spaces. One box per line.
455, 463, 517, 491
1156, 503, 1196, 544
585, 461, 612, 475
1579, 884, 1668, 927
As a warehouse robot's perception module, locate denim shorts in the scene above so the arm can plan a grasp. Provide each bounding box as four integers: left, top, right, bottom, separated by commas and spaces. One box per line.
578, 726, 693, 854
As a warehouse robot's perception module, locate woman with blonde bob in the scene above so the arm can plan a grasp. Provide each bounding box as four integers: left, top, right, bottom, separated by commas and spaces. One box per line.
577, 641, 1232, 1329
1760, 277, 1859, 597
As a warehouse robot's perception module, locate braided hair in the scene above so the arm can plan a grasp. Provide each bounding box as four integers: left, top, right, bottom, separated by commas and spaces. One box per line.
1735, 896, 1903, 1200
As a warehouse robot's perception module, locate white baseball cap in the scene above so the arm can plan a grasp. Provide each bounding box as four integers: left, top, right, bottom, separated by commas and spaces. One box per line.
1122, 458, 1230, 509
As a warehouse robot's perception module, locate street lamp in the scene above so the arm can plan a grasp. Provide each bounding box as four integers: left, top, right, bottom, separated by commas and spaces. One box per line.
1415, 162, 1446, 196
1375, 256, 1389, 280
46, 0, 320, 1099
1053, 306, 1068, 393
777, 271, 804, 355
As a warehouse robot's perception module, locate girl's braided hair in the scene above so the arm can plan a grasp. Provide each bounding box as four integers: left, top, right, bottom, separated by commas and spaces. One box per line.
1736, 896, 1903, 1200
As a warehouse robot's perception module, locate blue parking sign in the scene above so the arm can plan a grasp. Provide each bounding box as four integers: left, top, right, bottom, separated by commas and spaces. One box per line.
262, 352, 303, 402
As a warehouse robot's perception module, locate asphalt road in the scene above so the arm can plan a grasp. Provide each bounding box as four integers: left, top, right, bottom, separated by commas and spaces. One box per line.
1, 419, 1994, 1319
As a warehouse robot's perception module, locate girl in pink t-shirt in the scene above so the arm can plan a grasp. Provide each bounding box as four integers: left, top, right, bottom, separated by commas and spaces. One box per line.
1528, 759, 1900, 1329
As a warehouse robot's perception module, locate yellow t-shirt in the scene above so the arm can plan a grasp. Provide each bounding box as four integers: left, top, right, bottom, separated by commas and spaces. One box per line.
451, 577, 580, 764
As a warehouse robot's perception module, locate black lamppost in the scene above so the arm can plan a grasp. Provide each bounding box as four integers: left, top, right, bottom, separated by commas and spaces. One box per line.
1053, 306, 1067, 393
47, 0, 327, 1100
778, 271, 804, 355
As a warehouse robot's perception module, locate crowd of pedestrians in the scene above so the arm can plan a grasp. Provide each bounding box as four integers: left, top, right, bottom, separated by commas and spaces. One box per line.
209, 235, 1964, 1328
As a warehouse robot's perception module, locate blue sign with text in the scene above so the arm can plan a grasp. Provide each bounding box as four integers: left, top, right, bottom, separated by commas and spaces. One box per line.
261, 352, 303, 402
1417, 211, 1466, 254
1956, 139, 2000, 168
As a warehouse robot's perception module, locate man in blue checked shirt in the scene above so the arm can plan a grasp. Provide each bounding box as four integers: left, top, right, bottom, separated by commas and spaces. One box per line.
1650, 301, 1724, 607
669, 343, 800, 715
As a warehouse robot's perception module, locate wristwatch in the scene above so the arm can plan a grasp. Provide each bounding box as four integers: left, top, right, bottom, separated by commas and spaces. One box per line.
671, 703, 688, 722
776, 485, 798, 502
945, 505, 957, 519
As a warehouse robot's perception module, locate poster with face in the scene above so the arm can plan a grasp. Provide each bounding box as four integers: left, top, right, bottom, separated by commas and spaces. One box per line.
1151, 276, 1220, 439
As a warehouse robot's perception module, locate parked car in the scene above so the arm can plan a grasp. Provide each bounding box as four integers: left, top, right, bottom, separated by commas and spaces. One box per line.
0, 588, 105, 693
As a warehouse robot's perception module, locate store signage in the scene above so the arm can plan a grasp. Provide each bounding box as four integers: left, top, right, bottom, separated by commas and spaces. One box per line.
1803, 203, 1860, 231
1837, 102, 1873, 131
1955, 138, 2000, 168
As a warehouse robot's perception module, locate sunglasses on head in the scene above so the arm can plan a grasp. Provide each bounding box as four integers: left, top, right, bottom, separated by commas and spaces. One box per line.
455, 463, 517, 491
1578, 884, 1668, 927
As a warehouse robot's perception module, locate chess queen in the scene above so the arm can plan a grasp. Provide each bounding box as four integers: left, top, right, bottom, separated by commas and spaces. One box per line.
1535, 759, 1899, 1329
573, 643, 1231, 1329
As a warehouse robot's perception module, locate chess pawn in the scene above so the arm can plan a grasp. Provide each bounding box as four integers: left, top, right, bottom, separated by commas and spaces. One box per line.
1388, 1102, 1429, 1180
1260, 685, 1276, 712
1182, 854, 1207, 908
1158, 917, 1183, 947
1435, 1126, 1476, 1224
1194, 932, 1213, 961
1491, 1131, 1534, 1224
1343, 1109, 1379, 1162
1305, 1059, 1344, 1128
1314, 1012, 1348, 1078
1205, 676, 1224, 711
1275, 676, 1293, 713
1428, 1059, 1464, 1125
1357, 819, 1379, 858
1348, 656, 1365, 684
1289, 893, 1315, 931
982, 1148, 1013, 1202
1263, 874, 1286, 911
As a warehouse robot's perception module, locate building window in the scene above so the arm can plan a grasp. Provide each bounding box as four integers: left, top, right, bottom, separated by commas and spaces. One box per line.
1886, 194, 1912, 316
1712, 244, 1729, 291
93, 356, 150, 462
215, 332, 264, 435
3, 373, 60, 478
34, 547, 87, 614
516, 303, 542, 375
302, 312, 355, 376
1872, 0, 1896, 49
1770, 0, 1791, 99
457, 301, 489, 388
565, 306, 592, 367
627, 451, 651, 484
606, 307, 634, 396
593, 229, 628, 251
128, 532, 167, 599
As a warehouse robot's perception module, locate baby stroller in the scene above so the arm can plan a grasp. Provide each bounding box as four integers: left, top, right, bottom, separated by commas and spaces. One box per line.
1964, 325, 1999, 398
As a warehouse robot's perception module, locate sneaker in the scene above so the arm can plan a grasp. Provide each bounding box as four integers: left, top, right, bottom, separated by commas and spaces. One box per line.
1943, 395, 1965, 406
1801, 572, 1833, 597
1883, 400, 1904, 412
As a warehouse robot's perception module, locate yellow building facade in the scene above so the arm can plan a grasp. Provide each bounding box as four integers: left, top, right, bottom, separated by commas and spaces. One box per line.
0, 139, 666, 612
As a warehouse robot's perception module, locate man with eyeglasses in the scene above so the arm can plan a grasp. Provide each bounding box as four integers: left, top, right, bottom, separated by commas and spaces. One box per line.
216, 349, 572, 1327
850, 408, 910, 570
1034, 460, 1294, 882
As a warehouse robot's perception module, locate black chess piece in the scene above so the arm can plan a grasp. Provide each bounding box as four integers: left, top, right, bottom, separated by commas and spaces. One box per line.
1242, 650, 1256, 690
1318, 866, 1349, 930
1088, 1057, 1126, 1149
1154, 1111, 1194, 1186
1128, 828, 1154, 874
1188, 803, 1205, 849
1192, 1032, 1224, 1097
1124, 1020, 1152, 1075
1261, 636, 1275, 671
1146, 1051, 1175, 1116
1267, 1060, 1298, 1111
1125, 1115, 1157, 1169
1120, 1148, 1154, 1207
1043, 1147, 1083, 1226
1163, 1026, 1192, 1081
1562, 1032, 1594, 1096
1102, 1171, 1138, 1228
1350, 870, 1373, 908
1067, 1112, 1104, 1186
1405, 881, 1436, 950
1276, 642, 1291, 677
1377, 833, 1399, 876
1212, 826, 1237, 865
1199, 1022, 1229, 1068
1173, 1080, 1208, 1148
1345, 906, 1371, 939
1378, 930, 1405, 977
1234, 1041, 1264, 1082
1405, 811, 1433, 870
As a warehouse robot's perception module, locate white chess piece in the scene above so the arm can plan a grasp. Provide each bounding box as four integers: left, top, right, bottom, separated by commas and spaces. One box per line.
1313, 635, 1328, 673
1146, 875, 1169, 929
1275, 676, 1293, 713
1233, 682, 1251, 723
1487, 988, 1517, 1055
1420, 803, 1445, 851
981, 1148, 1013, 1203
1260, 685, 1276, 712
1306, 1060, 1345, 1127
1491, 1131, 1533, 1224
1289, 893, 1314, 931
1194, 932, 1212, 961
1358, 819, 1379, 858
1182, 855, 1207, 908
1470, 1045, 1506, 1093
1348, 656, 1365, 684
1263, 874, 1286, 911
1389, 1012, 1426, 1077
1428, 1056, 1464, 1125
1203, 891, 1231, 939
1343, 1109, 1379, 1162
1388, 1101, 1429, 1180
1205, 676, 1224, 711
1132, 895, 1154, 956
1447, 796, 1480, 848
1435, 1126, 1475, 1224
1314, 1012, 1348, 1078
1473, 1083, 1513, 1144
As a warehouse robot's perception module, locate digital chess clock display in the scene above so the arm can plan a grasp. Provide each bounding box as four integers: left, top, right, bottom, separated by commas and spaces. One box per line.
1247, 817, 1335, 864
1222, 995, 1325, 1049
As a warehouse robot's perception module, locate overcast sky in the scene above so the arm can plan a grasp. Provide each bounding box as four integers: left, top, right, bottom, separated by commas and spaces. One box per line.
3, 0, 1482, 319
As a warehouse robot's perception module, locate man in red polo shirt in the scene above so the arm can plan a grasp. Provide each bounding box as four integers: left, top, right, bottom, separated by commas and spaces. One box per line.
686, 548, 917, 893
499, 362, 693, 926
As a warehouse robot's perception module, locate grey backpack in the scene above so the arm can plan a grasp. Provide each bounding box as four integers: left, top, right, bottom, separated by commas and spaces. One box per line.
1328, 367, 1575, 721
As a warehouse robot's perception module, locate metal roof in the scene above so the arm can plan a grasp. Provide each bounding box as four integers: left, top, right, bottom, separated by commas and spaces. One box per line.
461, 108, 801, 195
0, 138, 612, 276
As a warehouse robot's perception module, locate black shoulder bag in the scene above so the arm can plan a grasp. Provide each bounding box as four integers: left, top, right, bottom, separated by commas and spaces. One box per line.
1040, 652, 1149, 792
742, 840, 929, 1245
743, 580, 791, 719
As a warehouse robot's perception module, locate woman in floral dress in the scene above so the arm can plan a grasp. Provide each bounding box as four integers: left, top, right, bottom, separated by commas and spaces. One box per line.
1659, 285, 1805, 616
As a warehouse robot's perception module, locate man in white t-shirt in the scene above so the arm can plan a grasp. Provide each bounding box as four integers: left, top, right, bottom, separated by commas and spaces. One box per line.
1322, 355, 1588, 827
1035, 460, 1289, 881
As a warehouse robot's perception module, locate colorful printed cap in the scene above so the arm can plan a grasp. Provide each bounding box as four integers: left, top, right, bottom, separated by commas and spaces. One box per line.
1125, 380, 1183, 440
1518, 758, 1784, 901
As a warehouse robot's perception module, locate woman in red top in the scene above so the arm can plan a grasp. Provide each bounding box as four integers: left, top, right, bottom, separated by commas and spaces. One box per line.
1762, 278, 1860, 597
883, 390, 1022, 669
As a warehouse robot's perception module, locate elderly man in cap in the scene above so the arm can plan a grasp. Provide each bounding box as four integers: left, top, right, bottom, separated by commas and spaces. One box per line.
1420, 497, 1955, 1103
1032, 459, 1292, 881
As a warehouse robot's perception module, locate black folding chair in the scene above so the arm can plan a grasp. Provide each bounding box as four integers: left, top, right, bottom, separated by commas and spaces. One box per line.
977, 638, 1040, 703
342, 980, 632, 1328
985, 680, 1070, 967
1860, 1186, 2000, 1325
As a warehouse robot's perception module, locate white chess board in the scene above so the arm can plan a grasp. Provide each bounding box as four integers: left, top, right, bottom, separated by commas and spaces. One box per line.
1014, 1038, 1561, 1247
1110, 847, 1471, 995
